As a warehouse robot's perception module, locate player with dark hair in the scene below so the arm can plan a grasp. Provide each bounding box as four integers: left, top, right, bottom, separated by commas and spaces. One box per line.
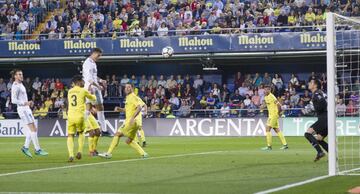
11, 69, 48, 158
304, 79, 328, 162
82, 48, 109, 136
67, 75, 96, 162
261, 85, 288, 151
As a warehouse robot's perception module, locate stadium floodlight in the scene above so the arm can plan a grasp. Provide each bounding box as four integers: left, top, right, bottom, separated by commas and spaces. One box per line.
327, 12, 360, 176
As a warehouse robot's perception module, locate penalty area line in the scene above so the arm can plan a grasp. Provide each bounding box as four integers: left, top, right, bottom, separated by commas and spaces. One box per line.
254, 175, 330, 194
0, 150, 225, 178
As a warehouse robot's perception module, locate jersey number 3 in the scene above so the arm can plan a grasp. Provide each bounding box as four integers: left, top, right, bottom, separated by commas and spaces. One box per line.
71, 95, 77, 106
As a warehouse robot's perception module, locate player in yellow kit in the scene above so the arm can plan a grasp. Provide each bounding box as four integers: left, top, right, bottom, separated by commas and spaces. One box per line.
67, 75, 96, 162
114, 95, 147, 147
85, 105, 101, 156
99, 83, 148, 159
261, 85, 288, 151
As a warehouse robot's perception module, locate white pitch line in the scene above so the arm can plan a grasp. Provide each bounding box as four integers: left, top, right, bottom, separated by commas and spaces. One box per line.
254, 175, 330, 194
0, 151, 225, 177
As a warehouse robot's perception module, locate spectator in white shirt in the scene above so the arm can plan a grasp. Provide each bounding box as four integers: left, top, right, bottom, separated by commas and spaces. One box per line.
120, 74, 130, 86
19, 17, 29, 32
238, 83, 249, 97
157, 22, 168, 36
157, 75, 166, 87
32, 77, 42, 91
336, 99, 347, 116
220, 102, 230, 117
169, 93, 180, 108
289, 74, 299, 87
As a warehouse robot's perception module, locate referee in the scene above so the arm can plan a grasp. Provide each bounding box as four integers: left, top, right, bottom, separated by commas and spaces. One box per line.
304, 79, 328, 162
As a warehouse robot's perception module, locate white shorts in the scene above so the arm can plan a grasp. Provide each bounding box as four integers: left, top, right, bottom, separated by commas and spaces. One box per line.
17, 107, 35, 125
86, 85, 104, 105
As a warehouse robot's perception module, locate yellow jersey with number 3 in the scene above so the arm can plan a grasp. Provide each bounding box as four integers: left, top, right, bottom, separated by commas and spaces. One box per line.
67, 86, 96, 118
264, 93, 279, 118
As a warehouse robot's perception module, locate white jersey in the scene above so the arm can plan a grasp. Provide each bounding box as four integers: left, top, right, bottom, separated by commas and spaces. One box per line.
11, 81, 29, 108
82, 57, 98, 89
12, 81, 34, 124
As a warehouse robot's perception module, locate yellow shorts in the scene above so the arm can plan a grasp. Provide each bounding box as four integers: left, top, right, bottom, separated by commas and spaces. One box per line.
118, 122, 140, 139
85, 114, 100, 133
68, 116, 85, 135
267, 116, 279, 129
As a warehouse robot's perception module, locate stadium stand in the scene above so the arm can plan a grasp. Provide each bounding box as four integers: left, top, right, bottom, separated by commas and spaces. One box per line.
1, 0, 359, 39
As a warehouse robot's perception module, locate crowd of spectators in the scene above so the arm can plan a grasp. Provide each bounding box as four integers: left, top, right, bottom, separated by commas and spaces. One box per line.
1, 71, 356, 119
1, 0, 360, 40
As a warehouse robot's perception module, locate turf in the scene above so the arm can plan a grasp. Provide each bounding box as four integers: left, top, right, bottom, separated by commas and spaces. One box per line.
0, 137, 358, 194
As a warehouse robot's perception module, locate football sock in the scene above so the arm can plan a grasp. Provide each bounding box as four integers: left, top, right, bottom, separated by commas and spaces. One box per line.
108, 135, 120, 154
277, 131, 287, 145
78, 132, 85, 154
30, 131, 41, 151
319, 140, 328, 152
266, 131, 272, 147
129, 141, 146, 156
97, 111, 106, 132
139, 129, 146, 142
93, 135, 99, 150
88, 136, 94, 152
24, 131, 31, 149
67, 136, 74, 157
304, 132, 323, 154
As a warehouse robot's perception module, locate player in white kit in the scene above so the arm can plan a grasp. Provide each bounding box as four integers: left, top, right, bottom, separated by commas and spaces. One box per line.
82, 48, 110, 136
11, 69, 48, 158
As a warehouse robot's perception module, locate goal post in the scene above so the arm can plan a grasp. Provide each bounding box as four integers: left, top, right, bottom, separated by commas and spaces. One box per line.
327, 12, 360, 176
326, 12, 337, 176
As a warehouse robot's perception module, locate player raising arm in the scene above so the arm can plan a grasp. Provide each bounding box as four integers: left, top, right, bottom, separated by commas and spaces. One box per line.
11, 69, 48, 158
261, 85, 288, 151
303, 79, 328, 162
82, 48, 109, 136
99, 83, 148, 159
67, 75, 96, 162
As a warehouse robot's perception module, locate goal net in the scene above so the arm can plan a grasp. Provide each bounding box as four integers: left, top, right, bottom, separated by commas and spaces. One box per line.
327, 13, 360, 175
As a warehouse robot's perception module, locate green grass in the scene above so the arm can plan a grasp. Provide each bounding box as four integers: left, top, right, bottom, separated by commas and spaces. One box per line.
0, 137, 358, 194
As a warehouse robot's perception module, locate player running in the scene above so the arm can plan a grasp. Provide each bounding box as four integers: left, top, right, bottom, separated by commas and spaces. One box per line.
99, 83, 148, 159
303, 79, 328, 162
11, 69, 48, 158
82, 48, 109, 136
261, 85, 288, 151
67, 75, 96, 162
85, 106, 101, 156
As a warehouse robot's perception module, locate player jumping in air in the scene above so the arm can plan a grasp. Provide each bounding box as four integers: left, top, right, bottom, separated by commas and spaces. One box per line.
11, 69, 49, 158
85, 105, 101, 156
99, 83, 148, 159
261, 85, 288, 151
82, 48, 109, 136
304, 79, 328, 162
67, 75, 97, 162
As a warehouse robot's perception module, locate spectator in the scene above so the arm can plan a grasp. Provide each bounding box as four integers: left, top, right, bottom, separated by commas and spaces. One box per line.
238, 83, 249, 97
157, 22, 168, 36
55, 78, 64, 90
160, 102, 171, 118
336, 99, 347, 116
158, 75, 166, 87
32, 77, 42, 91
206, 93, 216, 109
346, 100, 358, 116
169, 93, 180, 109
289, 74, 299, 87
253, 73, 263, 87
220, 102, 230, 117
178, 99, 191, 117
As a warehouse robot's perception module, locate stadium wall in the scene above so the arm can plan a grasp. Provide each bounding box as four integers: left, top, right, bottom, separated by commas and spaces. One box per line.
0, 118, 358, 137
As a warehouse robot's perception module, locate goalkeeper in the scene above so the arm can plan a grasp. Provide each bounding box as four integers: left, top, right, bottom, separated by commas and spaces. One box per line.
304, 79, 328, 162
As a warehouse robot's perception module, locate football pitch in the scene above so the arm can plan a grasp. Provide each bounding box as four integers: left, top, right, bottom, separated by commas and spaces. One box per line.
0, 137, 359, 194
